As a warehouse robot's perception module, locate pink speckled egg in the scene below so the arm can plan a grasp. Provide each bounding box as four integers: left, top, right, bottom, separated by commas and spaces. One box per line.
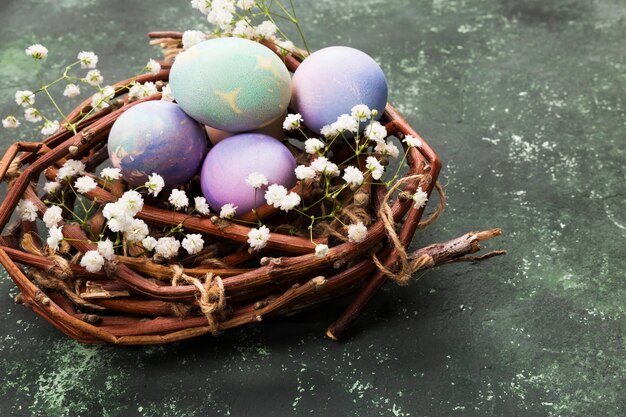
291, 46, 388, 134
200, 133, 297, 216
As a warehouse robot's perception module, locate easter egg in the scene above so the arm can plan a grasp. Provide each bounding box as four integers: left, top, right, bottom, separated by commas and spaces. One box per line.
107, 101, 207, 187
200, 133, 297, 216
169, 37, 292, 132
291, 46, 388, 134
204, 111, 287, 145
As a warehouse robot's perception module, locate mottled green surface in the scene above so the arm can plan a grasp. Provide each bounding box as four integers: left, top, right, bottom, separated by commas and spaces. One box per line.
0, 1, 624, 416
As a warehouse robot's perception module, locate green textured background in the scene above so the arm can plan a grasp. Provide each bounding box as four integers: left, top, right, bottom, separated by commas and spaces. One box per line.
0, 0, 624, 416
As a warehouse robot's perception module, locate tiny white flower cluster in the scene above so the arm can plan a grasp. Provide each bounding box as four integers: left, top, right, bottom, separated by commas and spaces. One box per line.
25, 44, 48, 60
264, 184, 301, 212
128, 82, 158, 101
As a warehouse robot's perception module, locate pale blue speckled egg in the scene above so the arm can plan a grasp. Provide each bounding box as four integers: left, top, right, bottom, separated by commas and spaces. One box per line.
169, 37, 292, 132
200, 133, 297, 216
291, 46, 388, 134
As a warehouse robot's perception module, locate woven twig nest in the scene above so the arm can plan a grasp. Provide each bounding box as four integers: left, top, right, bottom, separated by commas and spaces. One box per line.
0, 32, 503, 344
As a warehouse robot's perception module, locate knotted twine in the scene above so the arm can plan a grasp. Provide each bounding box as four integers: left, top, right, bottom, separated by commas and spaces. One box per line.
171, 265, 225, 335
372, 175, 446, 285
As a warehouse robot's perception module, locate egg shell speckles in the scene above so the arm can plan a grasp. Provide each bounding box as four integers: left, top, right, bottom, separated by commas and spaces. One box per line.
291, 46, 388, 134
107, 101, 208, 187
200, 133, 297, 216
169, 37, 292, 132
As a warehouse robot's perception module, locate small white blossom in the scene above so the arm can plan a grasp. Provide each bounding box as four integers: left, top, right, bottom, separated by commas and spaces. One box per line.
278, 192, 301, 212
43, 205, 63, 228
364, 120, 387, 142
207, 7, 234, 31
247, 226, 270, 251
43, 181, 61, 194
56, 159, 86, 181
232, 20, 256, 38
126, 218, 149, 242
16, 199, 38, 222
100, 167, 121, 181
15, 90, 35, 107
276, 39, 295, 53
97, 239, 115, 260
375, 140, 400, 159
155, 237, 181, 259
80, 250, 105, 273
342, 166, 364, 188
168, 189, 189, 210
102, 202, 133, 232
74, 176, 97, 194
85, 69, 103, 86
128, 81, 158, 100
25, 44, 48, 60
194, 196, 211, 215
255, 20, 277, 39
47, 225, 64, 251
264, 184, 288, 207
311, 157, 340, 177
91, 85, 115, 110
295, 165, 316, 180
347, 221, 368, 243
63, 83, 81, 98
237, 0, 255, 10
331, 114, 358, 134
283, 113, 303, 131
146, 59, 161, 74
320, 124, 338, 138
145, 173, 165, 197
24, 107, 42, 123
161, 84, 174, 102
413, 188, 429, 209
304, 138, 325, 154
119, 190, 144, 216
245, 172, 268, 189
182, 233, 204, 255
315, 244, 329, 258
366, 156, 385, 180
78, 51, 98, 69
351, 104, 372, 122
2, 116, 20, 129
191, 0, 210, 13
220, 203, 237, 219
142, 236, 157, 251
403, 135, 423, 148
182, 30, 207, 50
41, 120, 60, 136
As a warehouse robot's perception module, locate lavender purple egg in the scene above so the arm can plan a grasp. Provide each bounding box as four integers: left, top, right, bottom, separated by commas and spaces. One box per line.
107, 101, 208, 187
200, 133, 297, 216
291, 46, 388, 134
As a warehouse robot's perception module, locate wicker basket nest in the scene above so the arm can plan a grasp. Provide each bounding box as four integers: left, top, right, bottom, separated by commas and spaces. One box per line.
0, 32, 503, 344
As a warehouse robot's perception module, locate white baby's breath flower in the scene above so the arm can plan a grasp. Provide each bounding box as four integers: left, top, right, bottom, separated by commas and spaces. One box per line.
304, 138, 325, 154
320, 124, 338, 138
80, 250, 105, 273
237, 0, 255, 10
365, 156, 385, 180
119, 190, 144, 216
102, 202, 133, 232
126, 218, 149, 242
315, 244, 329, 258
182, 30, 207, 50
182, 233, 204, 255
85, 69, 103, 86
2, 116, 20, 129
311, 157, 340, 177
146, 59, 161, 74
145, 173, 165, 197
207, 7, 234, 31
47, 225, 63, 251
74, 176, 97, 194
63, 83, 81, 98
247, 225, 270, 251
364, 120, 387, 142
374, 140, 400, 159
15, 90, 35, 107
278, 192, 301, 212
25, 44, 48, 60
276, 39, 295, 53
194, 196, 211, 215
342, 166, 364, 189
100, 167, 121, 181
97, 239, 115, 260
168, 189, 189, 210
16, 199, 37, 222
232, 20, 256, 38
56, 159, 86, 181
351, 104, 372, 122
41, 120, 60, 136
161, 84, 174, 102
283, 113, 302, 131
255, 20, 277, 39
141, 236, 157, 251
24, 107, 42, 123
412, 188, 429, 209
43, 181, 61, 194
347, 221, 368, 243
331, 114, 358, 134
128, 82, 158, 100
295, 165, 316, 180
220, 203, 237, 219
43, 205, 63, 228
91, 85, 115, 110
264, 184, 288, 207
78, 51, 98, 69
155, 237, 181, 259
403, 135, 423, 148
191, 0, 210, 13
245, 172, 268, 189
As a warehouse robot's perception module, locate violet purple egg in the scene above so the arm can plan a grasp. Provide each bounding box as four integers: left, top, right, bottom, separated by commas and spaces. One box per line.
107, 101, 208, 187
291, 46, 388, 134
200, 133, 297, 216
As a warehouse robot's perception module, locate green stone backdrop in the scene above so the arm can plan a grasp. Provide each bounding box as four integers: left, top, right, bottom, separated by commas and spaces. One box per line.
0, 0, 624, 416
